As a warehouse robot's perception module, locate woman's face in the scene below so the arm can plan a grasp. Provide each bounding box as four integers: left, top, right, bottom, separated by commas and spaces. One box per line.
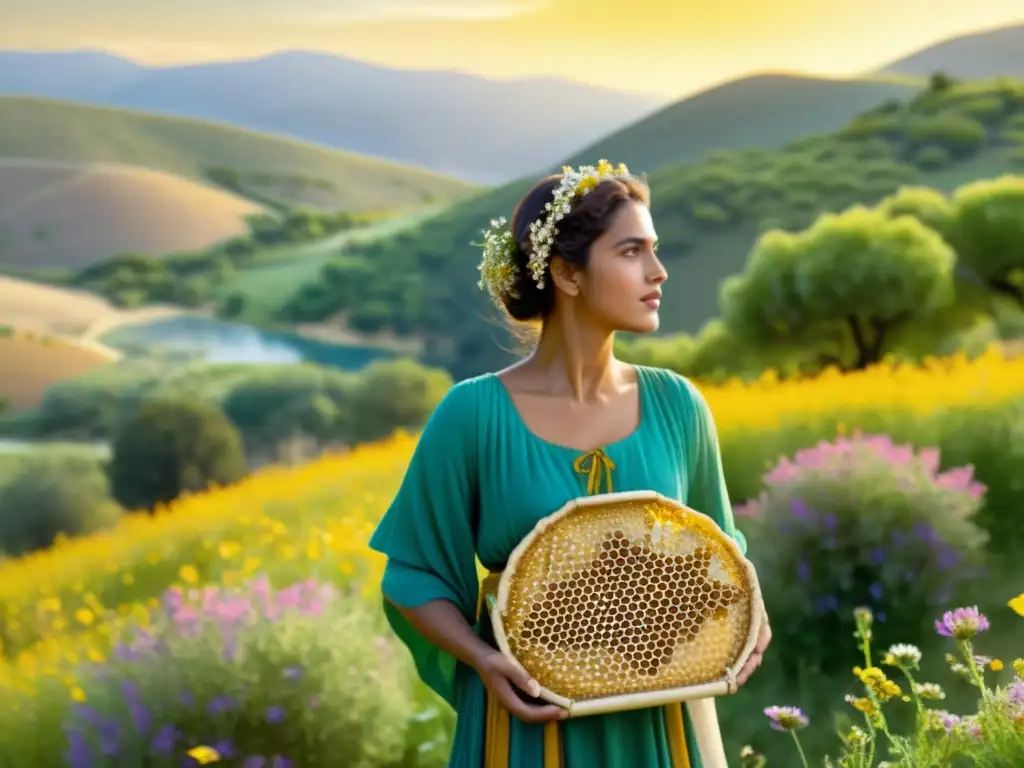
574, 200, 667, 334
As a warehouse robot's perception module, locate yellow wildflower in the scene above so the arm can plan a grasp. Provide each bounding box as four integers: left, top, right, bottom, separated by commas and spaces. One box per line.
70, 686, 86, 702
1009, 593, 1024, 616
187, 746, 221, 764
845, 695, 878, 717
179, 565, 199, 585
990, 659, 1003, 672
74, 609, 94, 627
856, 666, 903, 701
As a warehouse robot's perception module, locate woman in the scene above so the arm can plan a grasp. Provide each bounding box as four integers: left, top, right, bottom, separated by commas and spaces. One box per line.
369, 161, 772, 768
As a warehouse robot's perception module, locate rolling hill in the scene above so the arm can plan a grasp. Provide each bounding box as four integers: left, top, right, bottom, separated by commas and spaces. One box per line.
0, 274, 182, 339
877, 23, 1024, 79
0, 160, 264, 269
270, 77, 1024, 380
561, 74, 918, 175
0, 50, 663, 183
0, 329, 119, 410
0, 96, 474, 212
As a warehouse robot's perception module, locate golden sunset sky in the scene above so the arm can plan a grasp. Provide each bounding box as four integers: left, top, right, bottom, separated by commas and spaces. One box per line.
5, 0, 1024, 96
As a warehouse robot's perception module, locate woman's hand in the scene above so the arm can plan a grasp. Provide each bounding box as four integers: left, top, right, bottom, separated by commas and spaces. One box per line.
474, 650, 569, 723
736, 615, 772, 687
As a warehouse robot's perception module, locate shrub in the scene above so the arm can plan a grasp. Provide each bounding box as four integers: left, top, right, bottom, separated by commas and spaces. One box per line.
744, 604, 1024, 767
739, 434, 989, 675
346, 359, 452, 444
0, 455, 120, 556
54, 576, 413, 767
109, 397, 247, 512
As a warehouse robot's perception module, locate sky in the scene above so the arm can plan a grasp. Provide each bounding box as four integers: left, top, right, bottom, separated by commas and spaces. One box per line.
2, 0, 1023, 97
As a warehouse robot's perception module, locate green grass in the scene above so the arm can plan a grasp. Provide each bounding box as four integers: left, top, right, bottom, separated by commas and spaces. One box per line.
0, 96, 476, 212
265, 76, 1024, 380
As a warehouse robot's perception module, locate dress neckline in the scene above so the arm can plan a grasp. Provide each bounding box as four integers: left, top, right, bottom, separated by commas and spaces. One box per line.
487, 365, 649, 455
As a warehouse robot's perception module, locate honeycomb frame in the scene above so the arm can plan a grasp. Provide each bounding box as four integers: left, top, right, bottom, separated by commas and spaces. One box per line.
490, 490, 765, 718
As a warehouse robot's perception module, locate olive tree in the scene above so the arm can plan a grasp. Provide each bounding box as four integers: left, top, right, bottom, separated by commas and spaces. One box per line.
876, 185, 955, 241
948, 176, 1024, 306
721, 206, 956, 369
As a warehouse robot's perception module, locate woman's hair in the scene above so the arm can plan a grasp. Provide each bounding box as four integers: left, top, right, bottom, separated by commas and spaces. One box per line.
501, 173, 650, 323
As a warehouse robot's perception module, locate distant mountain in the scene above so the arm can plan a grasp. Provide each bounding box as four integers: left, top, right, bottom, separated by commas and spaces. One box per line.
0, 50, 664, 183
876, 23, 1024, 78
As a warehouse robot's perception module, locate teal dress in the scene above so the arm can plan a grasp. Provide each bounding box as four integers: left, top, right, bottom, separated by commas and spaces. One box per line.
368, 366, 747, 768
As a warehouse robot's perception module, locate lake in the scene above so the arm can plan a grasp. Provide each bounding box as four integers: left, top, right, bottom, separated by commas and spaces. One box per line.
101, 317, 395, 370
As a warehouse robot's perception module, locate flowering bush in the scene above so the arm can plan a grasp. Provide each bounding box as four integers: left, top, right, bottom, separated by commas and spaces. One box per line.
739, 433, 989, 674
15, 576, 414, 767
742, 597, 1024, 767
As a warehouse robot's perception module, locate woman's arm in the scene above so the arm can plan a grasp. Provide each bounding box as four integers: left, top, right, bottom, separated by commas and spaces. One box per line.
390, 598, 567, 723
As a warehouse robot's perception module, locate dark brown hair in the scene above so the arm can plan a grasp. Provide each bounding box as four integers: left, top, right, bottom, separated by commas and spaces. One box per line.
501, 173, 650, 323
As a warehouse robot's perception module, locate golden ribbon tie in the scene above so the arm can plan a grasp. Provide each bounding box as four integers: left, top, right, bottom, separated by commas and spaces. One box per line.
573, 448, 616, 496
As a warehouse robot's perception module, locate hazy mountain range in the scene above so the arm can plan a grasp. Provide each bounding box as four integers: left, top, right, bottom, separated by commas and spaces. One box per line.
0, 23, 1022, 184
0, 50, 663, 183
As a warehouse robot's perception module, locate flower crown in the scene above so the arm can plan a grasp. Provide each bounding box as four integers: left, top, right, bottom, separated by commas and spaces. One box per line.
476, 159, 631, 306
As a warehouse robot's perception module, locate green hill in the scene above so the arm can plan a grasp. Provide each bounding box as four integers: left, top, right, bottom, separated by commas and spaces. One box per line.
0, 96, 475, 212
561, 73, 919, 174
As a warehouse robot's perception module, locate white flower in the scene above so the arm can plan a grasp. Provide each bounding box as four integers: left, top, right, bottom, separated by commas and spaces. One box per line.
914, 682, 945, 700
884, 643, 922, 668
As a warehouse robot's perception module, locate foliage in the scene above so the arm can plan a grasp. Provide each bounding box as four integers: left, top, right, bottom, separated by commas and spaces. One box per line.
0, 454, 120, 557
744, 606, 1024, 767
274, 78, 1024, 379
58, 577, 412, 768
109, 397, 247, 512
346, 359, 455, 444
720, 206, 957, 369
738, 434, 988, 675
948, 176, 1024, 306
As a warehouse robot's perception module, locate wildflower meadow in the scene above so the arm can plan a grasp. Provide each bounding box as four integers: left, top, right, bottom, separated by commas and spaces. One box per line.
1, 348, 1023, 766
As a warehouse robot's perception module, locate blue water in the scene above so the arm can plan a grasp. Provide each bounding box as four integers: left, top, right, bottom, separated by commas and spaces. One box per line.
102, 317, 394, 370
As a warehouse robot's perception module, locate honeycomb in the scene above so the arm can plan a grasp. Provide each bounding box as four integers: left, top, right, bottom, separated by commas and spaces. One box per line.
500, 498, 753, 701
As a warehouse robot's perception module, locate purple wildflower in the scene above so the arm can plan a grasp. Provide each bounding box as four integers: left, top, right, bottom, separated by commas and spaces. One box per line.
63, 727, 92, 768
763, 705, 809, 732
150, 724, 177, 754
265, 706, 285, 724
208, 695, 235, 715
935, 606, 989, 639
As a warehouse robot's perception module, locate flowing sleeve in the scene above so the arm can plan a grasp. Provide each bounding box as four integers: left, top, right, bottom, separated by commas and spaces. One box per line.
367, 380, 480, 707
676, 374, 748, 556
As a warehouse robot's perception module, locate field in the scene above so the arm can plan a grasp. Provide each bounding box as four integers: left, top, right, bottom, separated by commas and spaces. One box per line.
0, 96, 475, 212
0, 348, 1021, 766
0, 160, 264, 270
0, 330, 118, 409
